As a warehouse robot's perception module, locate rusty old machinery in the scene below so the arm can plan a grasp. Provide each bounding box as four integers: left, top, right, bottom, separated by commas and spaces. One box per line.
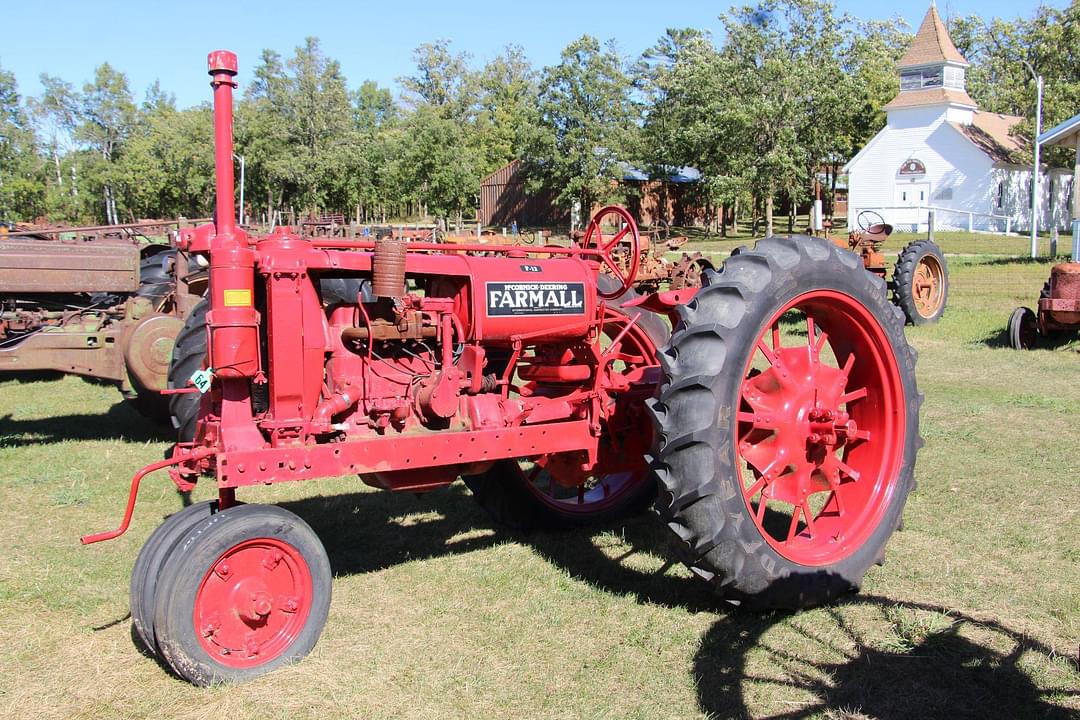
832, 210, 949, 325
1007, 262, 1080, 349
0, 227, 206, 417
579, 210, 715, 293
80, 51, 923, 686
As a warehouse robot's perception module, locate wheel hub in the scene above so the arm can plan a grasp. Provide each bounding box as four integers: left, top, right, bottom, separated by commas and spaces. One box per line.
195, 539, 312, 666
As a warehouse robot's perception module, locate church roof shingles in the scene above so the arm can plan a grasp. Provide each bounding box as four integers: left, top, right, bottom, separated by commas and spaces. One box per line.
899, 5, 969, 67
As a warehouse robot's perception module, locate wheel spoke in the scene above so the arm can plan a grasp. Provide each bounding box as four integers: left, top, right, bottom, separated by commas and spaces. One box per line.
840, 387, 867, 404
786, 505, 802, 542
745, 475, 767, 500
800, 501, 816, 536
756, 339, 778, 366
602, 226, 629, 252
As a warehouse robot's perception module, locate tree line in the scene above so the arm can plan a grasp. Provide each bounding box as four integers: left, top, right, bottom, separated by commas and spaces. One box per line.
1, 0, 1076, 235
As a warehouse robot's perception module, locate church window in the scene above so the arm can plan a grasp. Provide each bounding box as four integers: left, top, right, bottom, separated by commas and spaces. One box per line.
899, 159, 926, 176
900, 70, 922, 91
920, 68, 942, 88
996, 181, 1004, 210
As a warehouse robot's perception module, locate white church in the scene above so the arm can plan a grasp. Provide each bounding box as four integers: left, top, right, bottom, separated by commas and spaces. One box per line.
844, 4, 1072, 233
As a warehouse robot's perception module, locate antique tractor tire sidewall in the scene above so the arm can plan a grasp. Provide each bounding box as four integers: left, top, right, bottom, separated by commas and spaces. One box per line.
168, 297, 209, 442
130, 500, 219, 655
893, 240, 948, 325
125, 249, 183, 421
463, 275, 669, 530
650, 236, 921, 610
152, 504, 331, 686
1007, 307, 1039, 350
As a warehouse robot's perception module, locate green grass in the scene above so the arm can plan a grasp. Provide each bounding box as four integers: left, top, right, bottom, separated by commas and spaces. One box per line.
0, 253, 1078, 718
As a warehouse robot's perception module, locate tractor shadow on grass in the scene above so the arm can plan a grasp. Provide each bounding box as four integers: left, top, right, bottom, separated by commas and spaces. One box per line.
693, 591, 1079, 719
978, 325, 1079, 350
0, 401, 166, 446
276, 482, 717, 611
265, 487, 1078, 718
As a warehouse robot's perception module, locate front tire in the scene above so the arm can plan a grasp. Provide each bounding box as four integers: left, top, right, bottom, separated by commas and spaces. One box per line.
650, 235, 921, 609
152, 504, 332, 686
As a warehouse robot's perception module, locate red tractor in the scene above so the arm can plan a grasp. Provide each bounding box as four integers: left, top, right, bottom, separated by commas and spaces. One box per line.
82, 52, 922, 685
1007, 262, 1080, 349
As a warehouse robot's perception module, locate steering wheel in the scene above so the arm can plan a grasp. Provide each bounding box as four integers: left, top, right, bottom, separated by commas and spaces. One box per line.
857, 210, 886, 232
581, 205, 640, 299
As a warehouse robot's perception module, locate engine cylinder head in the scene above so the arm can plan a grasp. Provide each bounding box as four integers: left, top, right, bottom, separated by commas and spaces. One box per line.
372, 236, 407, 298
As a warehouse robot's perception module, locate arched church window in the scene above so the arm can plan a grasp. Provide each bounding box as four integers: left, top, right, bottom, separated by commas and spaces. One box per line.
898, 159, 926, 176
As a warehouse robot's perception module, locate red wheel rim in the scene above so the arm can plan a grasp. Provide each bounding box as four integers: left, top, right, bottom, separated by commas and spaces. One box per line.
736, 291, 906, 566
194, 538, 313, 668
515, 308, 658, 515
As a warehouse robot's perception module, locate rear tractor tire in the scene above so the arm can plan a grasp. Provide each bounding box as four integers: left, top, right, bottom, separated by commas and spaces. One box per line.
150, 503, 331, 686
167, 297, 209, 442
649, 235, 921, 609
893, 239, 948, 325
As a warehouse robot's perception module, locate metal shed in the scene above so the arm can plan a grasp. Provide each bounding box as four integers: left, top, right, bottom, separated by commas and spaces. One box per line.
478, 161, 566, 228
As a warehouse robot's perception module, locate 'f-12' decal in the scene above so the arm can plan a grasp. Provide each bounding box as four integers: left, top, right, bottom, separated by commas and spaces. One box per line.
486, 282, 586, 316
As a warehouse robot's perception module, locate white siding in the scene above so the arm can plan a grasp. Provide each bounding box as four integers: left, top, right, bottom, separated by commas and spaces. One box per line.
846, 104, 996, 230
996, 167, 1075, 232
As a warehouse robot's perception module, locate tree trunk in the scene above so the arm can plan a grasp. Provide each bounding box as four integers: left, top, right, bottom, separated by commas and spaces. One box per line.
788, 188, 796, 233
765, 191, 774, 238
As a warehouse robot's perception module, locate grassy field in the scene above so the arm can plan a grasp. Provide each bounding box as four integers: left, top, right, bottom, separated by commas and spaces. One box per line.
0, 247, 1078, 718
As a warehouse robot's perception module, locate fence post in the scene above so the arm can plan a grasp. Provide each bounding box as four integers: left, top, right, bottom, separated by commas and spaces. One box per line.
967, 212, 974, 233
1006, 216, 1012, 235
928, 209, 935, 243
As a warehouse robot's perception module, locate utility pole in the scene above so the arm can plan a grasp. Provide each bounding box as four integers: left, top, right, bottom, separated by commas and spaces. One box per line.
1020, 61, 1043, 258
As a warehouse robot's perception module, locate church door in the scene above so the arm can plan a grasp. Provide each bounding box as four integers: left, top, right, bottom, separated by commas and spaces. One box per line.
895, 182, 930, 207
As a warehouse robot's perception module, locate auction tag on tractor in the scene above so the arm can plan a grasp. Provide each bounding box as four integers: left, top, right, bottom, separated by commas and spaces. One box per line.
190, 368, 214, 394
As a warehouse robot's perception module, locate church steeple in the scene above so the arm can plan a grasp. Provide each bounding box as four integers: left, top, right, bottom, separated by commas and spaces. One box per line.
884, 4, 977, 118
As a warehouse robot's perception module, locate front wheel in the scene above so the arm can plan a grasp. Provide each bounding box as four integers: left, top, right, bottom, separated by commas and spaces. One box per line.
650, 235, 921, 609
151, 504, 332, 685
1007, 307, 1038, 350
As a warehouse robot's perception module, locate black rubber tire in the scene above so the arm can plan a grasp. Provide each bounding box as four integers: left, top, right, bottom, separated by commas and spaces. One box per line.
167, 297, 209, 442
463, 274, 669, 530
152, 504, 332, 686
130, 500, 218, 655
1007, 307, 1039, 350
649, 235, 921, 610
892, 239, 948, 325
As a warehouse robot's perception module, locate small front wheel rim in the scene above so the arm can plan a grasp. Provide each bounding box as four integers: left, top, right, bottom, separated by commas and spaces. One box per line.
193, 538, 314, 668
912, 255, 945, 318
736, 291, 906, 566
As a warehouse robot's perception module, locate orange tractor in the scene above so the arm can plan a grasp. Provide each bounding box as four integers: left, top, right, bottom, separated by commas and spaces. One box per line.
831, 211, 949, 326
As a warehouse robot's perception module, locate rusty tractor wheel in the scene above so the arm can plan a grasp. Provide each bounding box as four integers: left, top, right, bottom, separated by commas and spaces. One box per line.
167, 297, 208, 442
893, 240, 948, 325
152, 504, 331, 686
463, 275, 668, 530
670, 252, 716, 291
1007, 307, 1039, 350
130, 500, 219, 655
649, 235, 921, 609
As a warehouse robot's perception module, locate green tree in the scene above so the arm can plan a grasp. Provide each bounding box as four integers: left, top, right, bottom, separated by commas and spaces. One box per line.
77, 63, 139, 223
0, 64, 46, 221
525, 35, 637, 215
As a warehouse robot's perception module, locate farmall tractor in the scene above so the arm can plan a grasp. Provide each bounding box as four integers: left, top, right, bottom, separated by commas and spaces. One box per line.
82, 52, 922, 686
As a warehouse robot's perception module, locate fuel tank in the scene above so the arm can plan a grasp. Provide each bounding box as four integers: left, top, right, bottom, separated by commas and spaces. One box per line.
460, 256, 597, 343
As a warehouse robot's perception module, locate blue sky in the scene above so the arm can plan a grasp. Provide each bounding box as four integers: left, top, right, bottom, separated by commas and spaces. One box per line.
1, 0, 1060, 108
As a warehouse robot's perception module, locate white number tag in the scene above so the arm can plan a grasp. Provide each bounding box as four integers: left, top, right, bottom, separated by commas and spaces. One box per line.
190, 368, 214, 394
